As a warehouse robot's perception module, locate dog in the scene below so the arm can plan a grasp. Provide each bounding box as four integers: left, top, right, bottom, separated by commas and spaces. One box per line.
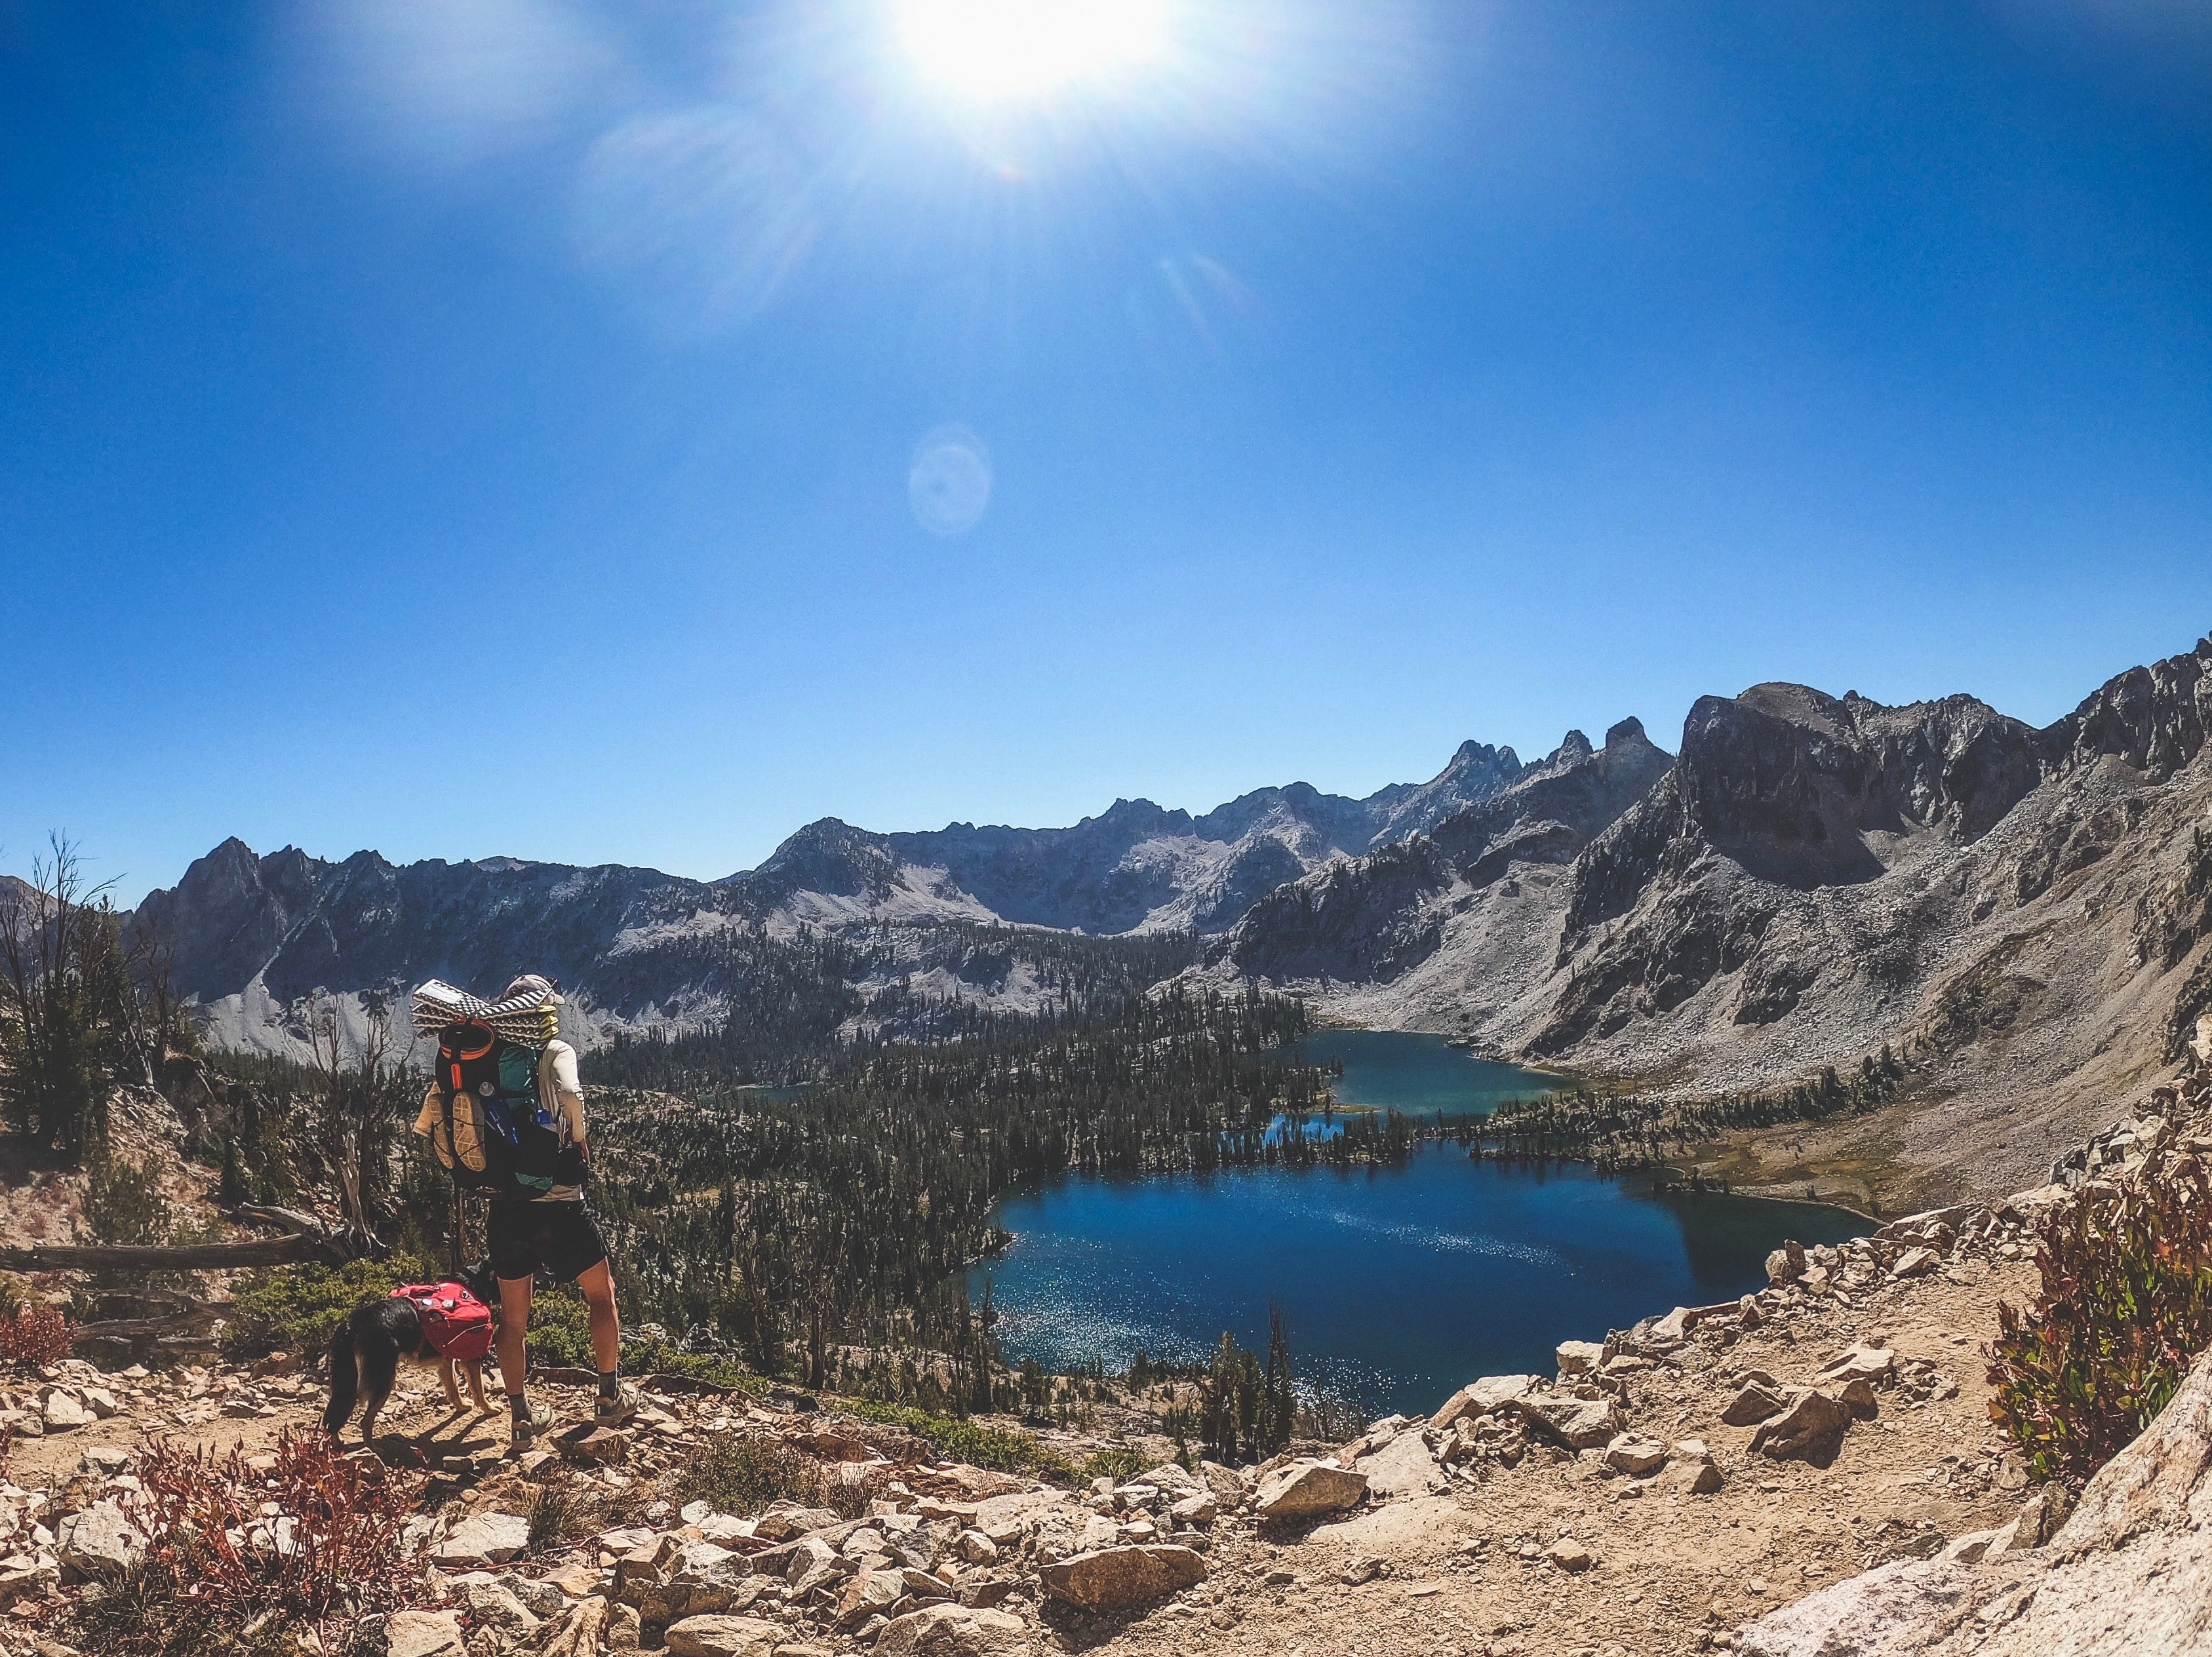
323, 1260, 501, 1443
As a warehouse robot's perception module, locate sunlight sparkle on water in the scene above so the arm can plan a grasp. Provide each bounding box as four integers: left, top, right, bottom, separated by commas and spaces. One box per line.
892, 0, 1173, 102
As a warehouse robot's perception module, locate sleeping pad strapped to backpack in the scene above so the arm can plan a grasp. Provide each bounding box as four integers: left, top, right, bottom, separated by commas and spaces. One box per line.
389, 1281, 496, 1363
427, 1018, 586, 1200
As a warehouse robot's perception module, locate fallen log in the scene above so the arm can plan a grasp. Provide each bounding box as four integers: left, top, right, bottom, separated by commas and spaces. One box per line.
71, 1305, 227, 1344
0, 1234, 346, 1272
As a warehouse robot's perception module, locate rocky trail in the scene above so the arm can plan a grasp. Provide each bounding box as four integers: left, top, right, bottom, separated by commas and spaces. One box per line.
3, 1042, 2209, 1657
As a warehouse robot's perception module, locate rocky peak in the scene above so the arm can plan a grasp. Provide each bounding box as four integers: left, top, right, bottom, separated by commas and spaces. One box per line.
2039, 633, 2212, 782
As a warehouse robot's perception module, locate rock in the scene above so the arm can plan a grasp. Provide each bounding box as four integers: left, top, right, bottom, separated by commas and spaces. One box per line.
1432, 1373, 1541, 1430
1749, 1389, 1857, 1461
1722, 1380, 1791, 1426
1766, 1240, 1806, 1287
1735, 1559, 1977, 1656
539, 1597, 612, 1657
555, 1424, 631, 1465
1167, 1491, 1215, 1525
1357, 1430, 1448, 1498
1891, 1247, 1940, 1279
1251, 1461, 1368, 1520
662, 1614, 783, 1657
1547, 1538, 1593, 1572
1038, 1544, 1207, 1610
1603, 1434, 1667, 1477
431, 1510, 531, 1567
1814, 1347, 1897, 1388
56, 1501, 144, 1580
873, 1603, 1032, 1656
1197, 1460, 1248, 1506
1512, 1392, 1623, 1451
382, 1610, 469, 1657
1556, 1340, 1604, 1377
1985, 1485, 2075, 1559
496, 1573, 570, 1618
41, 1392, 94, 1431
834, 1569, 908, 1627
458, 1580, 542, 1637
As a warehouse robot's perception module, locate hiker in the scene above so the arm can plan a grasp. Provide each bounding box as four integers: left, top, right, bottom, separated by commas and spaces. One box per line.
412, 972, 636, 1450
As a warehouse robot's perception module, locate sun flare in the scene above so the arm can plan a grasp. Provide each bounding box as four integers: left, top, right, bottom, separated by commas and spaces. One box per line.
892, 0, 1173, 102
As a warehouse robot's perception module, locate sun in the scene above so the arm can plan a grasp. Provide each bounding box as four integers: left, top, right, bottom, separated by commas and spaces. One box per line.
892, 0, 1173, 102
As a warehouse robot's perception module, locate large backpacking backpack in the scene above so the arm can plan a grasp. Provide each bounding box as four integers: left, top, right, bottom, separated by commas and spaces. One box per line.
426, 1018, 584, 1200
389, 1281, 496, 1363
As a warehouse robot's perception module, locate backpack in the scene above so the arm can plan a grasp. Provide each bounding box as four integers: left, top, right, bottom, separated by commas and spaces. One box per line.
425, 1018, 585, 1200
390, 1281, 496, 1364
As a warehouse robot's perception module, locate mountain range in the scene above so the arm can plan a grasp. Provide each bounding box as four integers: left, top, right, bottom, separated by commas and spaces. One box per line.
130, 632, 2212, 1199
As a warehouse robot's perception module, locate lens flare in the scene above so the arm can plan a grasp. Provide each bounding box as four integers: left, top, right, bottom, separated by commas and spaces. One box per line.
908, 426, 994, 535
892, 0, 1172, 102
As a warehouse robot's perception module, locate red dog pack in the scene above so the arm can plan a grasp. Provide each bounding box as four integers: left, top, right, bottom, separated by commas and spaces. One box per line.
389, 1281, 496, 1364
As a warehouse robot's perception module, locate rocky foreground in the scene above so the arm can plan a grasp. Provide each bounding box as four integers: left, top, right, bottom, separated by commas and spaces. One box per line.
3, 1050, 2209, 1657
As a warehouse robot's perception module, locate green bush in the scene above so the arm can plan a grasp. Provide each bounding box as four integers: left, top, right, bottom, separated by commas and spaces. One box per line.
1989, 1164, 2212, 1483
221, 1255, 431, 1363
521, 1287, 765, 1392
676, 1434, 837, 1516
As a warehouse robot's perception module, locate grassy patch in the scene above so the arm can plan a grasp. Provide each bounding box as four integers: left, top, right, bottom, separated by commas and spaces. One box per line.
834, 1397, 1079, 1483
1078, 1446, 1149, 1485
519, 1286, 768, 1393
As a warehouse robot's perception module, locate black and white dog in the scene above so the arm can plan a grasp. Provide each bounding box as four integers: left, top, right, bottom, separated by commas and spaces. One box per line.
322, 1260, 500, 1443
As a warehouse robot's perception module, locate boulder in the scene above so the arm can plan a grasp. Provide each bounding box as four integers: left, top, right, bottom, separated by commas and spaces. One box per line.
1891, 1247, 1940, 1279
955, 1529, 998, 1565
1357, 1430, 1448, 1498
874, 1603, 1031, 1656
662, 1614, 784, 1657
1722, 1380, 1790, 1426
1734, 1559, 1977, 1656
41, 1390, 94, 1431
382, 1610, 469, 1657
834, 1569, 909, 1627
1512, 1392, 1623, 1451
1167, 1491, 1215, 1526
1556, 1340, 1604, 1377
56, 1501, 144, 1579
1038, 1544, 1206, 1610
1604, 1434, 1668, 1477
1766, 1240, 1806, 1287
1252, 1461, 1368, 1520
1432, 1374, 1541, 1430
1661, 1440, 1724, 1496
1750, 1389, 1857, 1461
1547, 1538, 1593, 1572
431, 1510, 531, 1567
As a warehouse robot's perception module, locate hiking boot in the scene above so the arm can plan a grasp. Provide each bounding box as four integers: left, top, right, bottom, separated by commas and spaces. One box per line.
593, 1384, 638, 1428
509, 1400, 553, 1452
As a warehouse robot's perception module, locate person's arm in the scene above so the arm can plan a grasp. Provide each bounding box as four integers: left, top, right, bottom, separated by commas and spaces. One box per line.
546, 1041, 588, 1158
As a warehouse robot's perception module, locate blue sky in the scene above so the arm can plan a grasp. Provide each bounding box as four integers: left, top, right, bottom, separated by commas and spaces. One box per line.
4, 1, 2209, 903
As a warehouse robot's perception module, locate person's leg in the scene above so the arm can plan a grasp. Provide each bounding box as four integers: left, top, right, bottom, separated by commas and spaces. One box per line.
495, 1272, 534, 1403
575, 1258, 621, 1373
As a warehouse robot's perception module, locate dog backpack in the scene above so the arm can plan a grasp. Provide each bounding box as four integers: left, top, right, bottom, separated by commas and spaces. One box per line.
389, 1281, 496, 1364
427, 1019, 584, 1199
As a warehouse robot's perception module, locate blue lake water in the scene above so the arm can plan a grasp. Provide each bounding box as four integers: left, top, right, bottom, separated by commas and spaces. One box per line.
970, 1030, 1866, 1416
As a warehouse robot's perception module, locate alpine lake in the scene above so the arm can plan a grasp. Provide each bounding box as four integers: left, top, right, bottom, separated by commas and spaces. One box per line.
968, 1028, 1868, 1418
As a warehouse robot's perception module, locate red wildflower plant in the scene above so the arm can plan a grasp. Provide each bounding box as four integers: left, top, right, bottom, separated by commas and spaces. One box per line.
0, 1302, 73, 1369
79, 1427, 424, 1657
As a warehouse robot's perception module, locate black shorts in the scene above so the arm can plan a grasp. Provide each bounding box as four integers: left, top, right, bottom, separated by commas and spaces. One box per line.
486, 1201, 609, 1285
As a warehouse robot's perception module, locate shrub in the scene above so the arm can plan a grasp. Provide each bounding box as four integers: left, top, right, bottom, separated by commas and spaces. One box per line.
73, 1428, 420, 1657
84, 1151, 176, 1245
526, 1286, 766, 1392
0, 1302, 73, 1368
1080, 1446, 1148, 1485
221, 1255, 431, 1364
1989, 1163, 2212, 1483
677, 1433, 833, 1515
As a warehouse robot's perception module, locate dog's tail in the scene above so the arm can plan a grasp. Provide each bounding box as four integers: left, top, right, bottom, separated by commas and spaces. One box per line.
323, 1319, 359, 1436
